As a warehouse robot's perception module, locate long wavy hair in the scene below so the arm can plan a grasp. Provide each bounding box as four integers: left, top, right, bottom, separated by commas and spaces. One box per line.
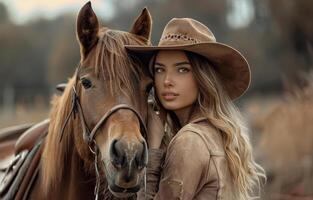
186, 51, 266, 199
151, 51, 266, 199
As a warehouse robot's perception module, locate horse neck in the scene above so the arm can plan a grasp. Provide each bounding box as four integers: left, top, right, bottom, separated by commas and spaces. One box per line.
31, 143, 96, 199
36, 115, 99, 198
62, 146, 95, 199
56, 148, 136, 200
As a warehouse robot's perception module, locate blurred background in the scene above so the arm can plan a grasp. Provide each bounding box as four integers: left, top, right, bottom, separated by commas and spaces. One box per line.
0, 0, 312, 198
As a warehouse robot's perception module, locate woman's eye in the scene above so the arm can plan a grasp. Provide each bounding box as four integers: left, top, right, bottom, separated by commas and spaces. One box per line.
178, 67, 190, 73
81, 78, 92, 89
154, 67, 164, 73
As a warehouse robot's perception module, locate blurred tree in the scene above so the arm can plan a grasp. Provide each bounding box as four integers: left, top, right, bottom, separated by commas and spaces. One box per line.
266, 0, 313, 73
112, 0, 228, 44
0, 16, 59, 104
224, 0, 284, 94
0, 2, 9, 23
267, 0, 312, 54
0, 22, 49, 104
45, 15, 79, 90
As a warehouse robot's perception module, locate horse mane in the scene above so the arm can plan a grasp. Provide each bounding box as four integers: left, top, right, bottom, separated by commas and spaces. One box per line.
41, 77, 77, 194
94, 28, 148, 103
40, 28, 149, 195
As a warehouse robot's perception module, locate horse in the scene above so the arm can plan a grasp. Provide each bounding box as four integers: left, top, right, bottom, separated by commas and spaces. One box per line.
253, 72, 313, 199
1, 2, 153, 199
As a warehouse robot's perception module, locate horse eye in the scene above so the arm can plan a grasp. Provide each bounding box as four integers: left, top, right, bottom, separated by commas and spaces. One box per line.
81, 78, 92, 89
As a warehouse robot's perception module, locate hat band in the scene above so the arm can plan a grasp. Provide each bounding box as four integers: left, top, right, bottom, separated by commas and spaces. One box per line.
159, 33, 200, 45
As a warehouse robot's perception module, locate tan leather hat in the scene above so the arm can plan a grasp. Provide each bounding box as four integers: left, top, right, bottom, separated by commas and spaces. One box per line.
125, 18, 251, 99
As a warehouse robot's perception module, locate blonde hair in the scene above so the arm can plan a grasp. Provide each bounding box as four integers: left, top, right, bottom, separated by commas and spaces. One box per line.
185, 51, 266, 199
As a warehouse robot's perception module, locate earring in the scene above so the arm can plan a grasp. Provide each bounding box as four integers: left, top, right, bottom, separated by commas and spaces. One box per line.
148, 87, 160, 115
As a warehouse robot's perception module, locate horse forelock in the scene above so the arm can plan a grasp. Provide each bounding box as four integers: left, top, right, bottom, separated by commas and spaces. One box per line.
93, 29, 148, 103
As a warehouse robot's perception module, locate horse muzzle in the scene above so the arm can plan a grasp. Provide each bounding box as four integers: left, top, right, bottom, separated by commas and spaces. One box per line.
102, 138, 148, 195
110, 139, 148, 170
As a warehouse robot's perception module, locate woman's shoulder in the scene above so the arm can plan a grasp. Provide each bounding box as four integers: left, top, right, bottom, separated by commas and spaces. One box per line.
165, 125, 212, 162
179, 118, 219, 138
172, 119, 225, 156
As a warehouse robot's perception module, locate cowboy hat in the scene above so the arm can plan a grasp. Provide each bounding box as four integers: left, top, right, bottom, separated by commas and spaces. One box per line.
125, 18, 251, 99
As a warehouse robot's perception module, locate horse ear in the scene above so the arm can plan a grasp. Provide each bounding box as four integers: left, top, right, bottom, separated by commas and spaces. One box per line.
76, 1, 99, 58
130, 7, 152, 41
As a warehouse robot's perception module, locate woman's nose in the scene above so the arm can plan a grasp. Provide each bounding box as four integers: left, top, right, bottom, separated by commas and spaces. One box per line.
164, 73, 173, 87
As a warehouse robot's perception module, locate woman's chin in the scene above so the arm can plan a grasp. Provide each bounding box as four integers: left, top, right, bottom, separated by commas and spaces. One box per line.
161, 102, 179, 111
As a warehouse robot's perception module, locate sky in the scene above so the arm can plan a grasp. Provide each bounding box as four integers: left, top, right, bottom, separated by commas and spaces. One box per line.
0, 0, 255, 29
227, 0, 254, 29
0, 0, 116, 24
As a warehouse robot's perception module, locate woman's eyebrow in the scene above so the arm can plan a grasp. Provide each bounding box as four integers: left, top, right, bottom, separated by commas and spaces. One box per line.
175, 61, 191, 66
154, 61, 190, 67
154, 62, 165, 67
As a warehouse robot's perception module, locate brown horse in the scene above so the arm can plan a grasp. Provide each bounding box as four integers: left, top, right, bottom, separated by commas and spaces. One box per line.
22, 2, 152, 199
253, 72, 313, 199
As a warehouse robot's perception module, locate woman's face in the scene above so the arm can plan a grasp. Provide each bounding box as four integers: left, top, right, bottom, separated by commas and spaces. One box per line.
154, 50, 199, 112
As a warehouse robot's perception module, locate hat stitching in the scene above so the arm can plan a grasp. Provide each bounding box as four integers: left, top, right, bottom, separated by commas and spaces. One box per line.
161, 33, 200, 44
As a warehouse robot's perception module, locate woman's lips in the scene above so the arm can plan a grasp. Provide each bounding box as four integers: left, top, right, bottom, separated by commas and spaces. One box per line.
162, 92, 178, 101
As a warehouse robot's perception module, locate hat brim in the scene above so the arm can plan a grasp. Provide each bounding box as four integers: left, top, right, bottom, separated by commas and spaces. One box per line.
125, 42, 251, 100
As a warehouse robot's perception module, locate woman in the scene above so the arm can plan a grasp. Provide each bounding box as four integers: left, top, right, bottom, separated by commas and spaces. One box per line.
126, 18, 265, 199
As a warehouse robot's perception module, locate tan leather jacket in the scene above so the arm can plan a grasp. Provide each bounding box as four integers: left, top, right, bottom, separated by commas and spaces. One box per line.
138, 118, 236, 200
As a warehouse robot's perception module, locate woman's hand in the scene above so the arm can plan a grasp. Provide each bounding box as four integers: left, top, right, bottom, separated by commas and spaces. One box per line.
147, 105, 166, 149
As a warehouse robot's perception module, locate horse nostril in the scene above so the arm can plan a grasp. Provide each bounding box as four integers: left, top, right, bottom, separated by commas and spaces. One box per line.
124, 173, 133, 183
110, 139, 126, 169
135, 141, 148, 169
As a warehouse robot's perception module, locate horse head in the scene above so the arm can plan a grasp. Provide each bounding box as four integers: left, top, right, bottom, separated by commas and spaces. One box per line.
42, 2, 152, 198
